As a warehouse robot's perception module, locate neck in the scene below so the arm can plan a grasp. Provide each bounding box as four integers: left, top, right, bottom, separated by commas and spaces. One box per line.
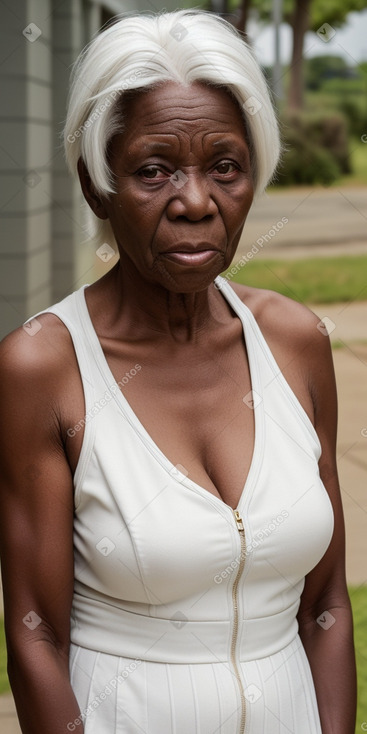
102, 258, 227, 344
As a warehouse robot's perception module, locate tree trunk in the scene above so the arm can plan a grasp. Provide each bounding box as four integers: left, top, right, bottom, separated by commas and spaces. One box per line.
210, 0, 229, 14
235, 0, 251, 34
210, 0, 251, 39
287, 0, 312, 110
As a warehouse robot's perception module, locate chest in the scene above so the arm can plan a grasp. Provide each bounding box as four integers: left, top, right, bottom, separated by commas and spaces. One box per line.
65, 329, 256, 508
63, 316, 313, 510
115, 336, 255, 505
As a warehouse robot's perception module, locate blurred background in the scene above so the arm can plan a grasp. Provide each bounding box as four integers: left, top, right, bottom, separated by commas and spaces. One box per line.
0, 1, 366, 732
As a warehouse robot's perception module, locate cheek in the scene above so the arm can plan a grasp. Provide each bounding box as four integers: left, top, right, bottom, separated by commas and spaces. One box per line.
108, 189, 164, 239
121, 184, 166, 218
225, 182, 254, 228
221, 184, 254, 262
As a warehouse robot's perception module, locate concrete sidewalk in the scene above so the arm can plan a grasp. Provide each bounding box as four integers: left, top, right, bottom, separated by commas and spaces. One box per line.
297, 302, 367, 587
238, 186, 367, 260
0, 695, 19, 734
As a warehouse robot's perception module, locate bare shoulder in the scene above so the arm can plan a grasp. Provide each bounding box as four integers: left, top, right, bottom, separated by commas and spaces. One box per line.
0, 312, 74, 380
0, 313, 79, 441
228, 281, 337, 432
229, 281, 329, 358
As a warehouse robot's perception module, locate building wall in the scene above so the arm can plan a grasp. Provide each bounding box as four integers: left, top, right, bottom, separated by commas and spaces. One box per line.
0, 0, 54, 336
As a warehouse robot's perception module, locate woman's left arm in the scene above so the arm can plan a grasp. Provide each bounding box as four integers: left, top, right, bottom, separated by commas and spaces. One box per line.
297, 322, 357, 734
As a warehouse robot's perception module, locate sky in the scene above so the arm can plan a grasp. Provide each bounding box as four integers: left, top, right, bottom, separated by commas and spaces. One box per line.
250, 9, 367, 67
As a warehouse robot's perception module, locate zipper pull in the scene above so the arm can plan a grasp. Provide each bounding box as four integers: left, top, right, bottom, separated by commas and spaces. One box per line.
233, 509, 244, 533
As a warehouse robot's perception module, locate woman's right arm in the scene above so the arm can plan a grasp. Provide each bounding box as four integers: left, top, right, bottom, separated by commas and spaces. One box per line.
0, 323, 83, 733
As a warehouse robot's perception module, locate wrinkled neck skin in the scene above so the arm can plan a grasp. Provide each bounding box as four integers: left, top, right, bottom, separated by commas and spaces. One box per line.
102, 256, 237, 345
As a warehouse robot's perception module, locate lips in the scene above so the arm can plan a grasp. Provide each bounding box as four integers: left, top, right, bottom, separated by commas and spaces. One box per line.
160, 242, 222, 267
162, 249, 220, 265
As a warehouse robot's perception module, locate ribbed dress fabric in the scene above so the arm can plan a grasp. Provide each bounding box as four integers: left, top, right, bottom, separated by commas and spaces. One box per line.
26, 275, 334, 733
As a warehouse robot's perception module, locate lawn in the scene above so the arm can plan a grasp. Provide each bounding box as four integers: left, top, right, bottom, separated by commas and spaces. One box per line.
351, 585, 367, 732
336, 137, 367, 188
224, 255, 367, 304
0, 617, 7, 694
1, 589, 367, 731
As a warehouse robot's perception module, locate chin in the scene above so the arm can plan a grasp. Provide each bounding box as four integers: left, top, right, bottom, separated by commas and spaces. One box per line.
151, 261, 224, 293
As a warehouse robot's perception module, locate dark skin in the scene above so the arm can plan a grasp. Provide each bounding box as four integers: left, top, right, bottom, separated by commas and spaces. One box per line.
0, 82, 356, 732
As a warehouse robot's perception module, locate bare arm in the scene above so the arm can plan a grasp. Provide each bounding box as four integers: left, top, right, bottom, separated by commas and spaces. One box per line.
0, 323, 83, 733
297, 320, 356, 734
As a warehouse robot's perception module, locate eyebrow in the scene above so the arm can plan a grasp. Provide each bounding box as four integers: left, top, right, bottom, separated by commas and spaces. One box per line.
133, 141, 175, 154
211, 138, 247, 149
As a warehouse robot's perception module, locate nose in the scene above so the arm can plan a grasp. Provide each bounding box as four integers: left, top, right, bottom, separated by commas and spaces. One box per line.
166, 172, 218, 221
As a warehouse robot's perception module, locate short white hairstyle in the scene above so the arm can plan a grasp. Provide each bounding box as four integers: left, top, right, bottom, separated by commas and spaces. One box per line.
64, 9, 280, 247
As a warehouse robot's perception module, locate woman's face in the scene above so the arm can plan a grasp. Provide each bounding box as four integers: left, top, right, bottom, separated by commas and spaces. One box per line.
98, 81, 254, 292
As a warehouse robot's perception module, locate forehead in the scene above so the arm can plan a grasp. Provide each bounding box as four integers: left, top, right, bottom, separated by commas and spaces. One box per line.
115, 81, 248, 147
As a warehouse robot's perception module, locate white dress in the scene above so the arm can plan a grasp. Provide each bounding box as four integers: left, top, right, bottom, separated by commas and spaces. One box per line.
27, 276, 334, 733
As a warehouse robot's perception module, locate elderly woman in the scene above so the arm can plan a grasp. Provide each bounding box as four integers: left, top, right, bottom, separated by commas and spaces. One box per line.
0, 9, 356, 734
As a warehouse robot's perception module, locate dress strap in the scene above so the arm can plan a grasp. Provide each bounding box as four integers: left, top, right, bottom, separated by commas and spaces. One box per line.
23, 286, 98, 492
214, 276, 321, 452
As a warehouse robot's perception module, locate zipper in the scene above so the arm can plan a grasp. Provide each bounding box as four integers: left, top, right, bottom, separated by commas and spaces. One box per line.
231, 508, 246, 734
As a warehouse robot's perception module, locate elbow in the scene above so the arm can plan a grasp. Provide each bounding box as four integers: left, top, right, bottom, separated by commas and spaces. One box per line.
298, 595, 354, 642
5, 626, 70, 685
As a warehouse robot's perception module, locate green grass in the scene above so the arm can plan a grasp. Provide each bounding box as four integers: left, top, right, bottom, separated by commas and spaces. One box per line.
224, 256, 367, 304
1, 594, 367, 731
336, 137, 367, 187
350, 586, 367, 732
0, 617, 8, 694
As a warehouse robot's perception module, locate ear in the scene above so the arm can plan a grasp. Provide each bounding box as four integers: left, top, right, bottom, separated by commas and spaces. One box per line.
77, 158, 109, 220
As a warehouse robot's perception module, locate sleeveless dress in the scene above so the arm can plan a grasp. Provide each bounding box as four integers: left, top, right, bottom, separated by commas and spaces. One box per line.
25, 275, 334, 734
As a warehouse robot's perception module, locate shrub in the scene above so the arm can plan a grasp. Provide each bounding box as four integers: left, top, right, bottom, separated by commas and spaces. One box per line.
275, 111, 350, 186
338, 98, 367, 138
304, 55, 352, 92
307, 111, 351, 173
276, 129, 339, 186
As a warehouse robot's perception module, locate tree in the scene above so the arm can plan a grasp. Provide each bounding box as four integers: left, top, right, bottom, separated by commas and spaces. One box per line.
208, 0, 253, 35
282, 0, 366, 109
207, 0, 366, 109
287, 0, 366, 109
228, 0, 366, 109
305, 56, 353, 91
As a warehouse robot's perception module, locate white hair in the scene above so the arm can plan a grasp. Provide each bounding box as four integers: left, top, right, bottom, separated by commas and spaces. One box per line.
64, 9, 280, 247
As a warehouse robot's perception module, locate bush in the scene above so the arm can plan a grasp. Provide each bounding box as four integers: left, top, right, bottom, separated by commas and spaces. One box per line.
277, 130, 339, 186
338, 98, 367, 138
305, 69, 367, 140
307, 111, 351, 173
304, 55, 352, 91
276, 111, 350, 186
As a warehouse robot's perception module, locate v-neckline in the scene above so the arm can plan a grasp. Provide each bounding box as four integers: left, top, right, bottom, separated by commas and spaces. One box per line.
78, 276, 264, 515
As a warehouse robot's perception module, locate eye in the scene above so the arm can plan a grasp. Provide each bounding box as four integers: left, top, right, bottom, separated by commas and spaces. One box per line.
213, 160, 238, 175
137, 165, 168, 181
